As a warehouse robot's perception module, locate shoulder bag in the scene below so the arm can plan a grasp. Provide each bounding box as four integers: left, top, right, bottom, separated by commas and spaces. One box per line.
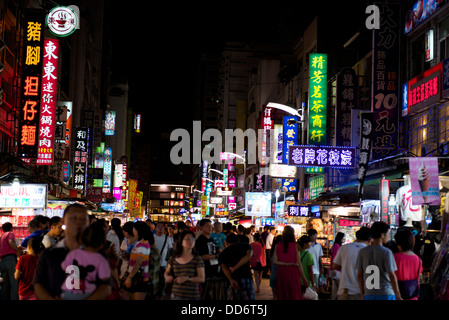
397, 259, 421, 299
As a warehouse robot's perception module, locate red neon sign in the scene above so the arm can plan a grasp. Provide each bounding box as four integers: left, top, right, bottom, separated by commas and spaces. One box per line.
37, 38, 59, 165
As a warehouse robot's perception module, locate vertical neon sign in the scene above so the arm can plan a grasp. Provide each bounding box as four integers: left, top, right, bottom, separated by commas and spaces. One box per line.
308, 53, 328, 145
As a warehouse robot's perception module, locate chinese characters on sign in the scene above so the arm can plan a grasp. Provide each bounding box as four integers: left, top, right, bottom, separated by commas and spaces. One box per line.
288, 145, 356, 169
18, 10, 45, 158
336, 67, 358, 147
309, 174, 324, 200
282, 116, 298, 192
358, 112, 374, 198
37, 39, 59, 165
73, 127, 89, 194
0, 184, 47, 209
261, 106, 273, 166
372, 3, 400, 159
288, 205, 309, 217
308, 53, 328, 145
407, 63, 442, 114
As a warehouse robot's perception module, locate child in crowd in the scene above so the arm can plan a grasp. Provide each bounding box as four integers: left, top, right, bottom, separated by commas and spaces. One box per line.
210, 222, 226, 253
60, 221, 111, 300
15, 237, 44, 300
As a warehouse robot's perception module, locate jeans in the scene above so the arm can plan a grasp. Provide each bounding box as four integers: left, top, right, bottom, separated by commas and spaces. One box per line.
0, 254, 18, 300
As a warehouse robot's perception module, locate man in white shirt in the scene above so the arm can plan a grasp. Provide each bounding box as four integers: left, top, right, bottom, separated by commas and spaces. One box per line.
42, 216, 63, 248
154, 222, 174, 298
307, 228, 324, 286
332, 227, 371, 300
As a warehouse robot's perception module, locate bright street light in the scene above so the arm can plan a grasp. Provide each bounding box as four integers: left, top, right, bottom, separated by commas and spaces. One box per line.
267, 102, 303, 120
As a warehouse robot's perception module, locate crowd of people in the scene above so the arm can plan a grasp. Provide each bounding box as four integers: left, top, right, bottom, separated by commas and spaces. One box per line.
0, 204, 425, 301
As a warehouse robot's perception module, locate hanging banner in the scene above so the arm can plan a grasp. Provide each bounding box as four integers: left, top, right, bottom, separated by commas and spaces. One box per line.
358, 112, 374, 198
380, 179, 390, 223
336, 67, 358, 147
261, 106, 273, 166
73, 127, 89, 194
37, 38, 59, 165
308, 53, 328, 145
282, 116, 298, 192
18, 9, 45, 158
409, 157, 440, 206
372, 3, 400, 159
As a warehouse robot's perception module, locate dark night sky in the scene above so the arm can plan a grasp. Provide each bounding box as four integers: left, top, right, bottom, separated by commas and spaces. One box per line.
106, 1, 366, 182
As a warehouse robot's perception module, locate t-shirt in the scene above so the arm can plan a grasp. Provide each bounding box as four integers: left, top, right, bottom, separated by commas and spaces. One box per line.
356, 244, 397, 296
61, 249, 111, 295
333, 241, 367, 295
210, 232, 226, 249
195, 234, 219, 278
16, 254, 39, 297
265, 233, 274, 249
106, 230, 120, 256
307, 242, 323, 275
394, 252, 423, 300
219, 242, 252, 280
154, 234, 174, 268
300, 250, 314, 287
168, 255, 204, 300
128, 240, 151, 281
21, 229, 45, 248
396, 185, 421, 221
0, 231, 17, 258
42, 234, 57, 248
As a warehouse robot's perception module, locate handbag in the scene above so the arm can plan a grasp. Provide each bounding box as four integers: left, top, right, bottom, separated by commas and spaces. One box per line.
397, 260, 421, 299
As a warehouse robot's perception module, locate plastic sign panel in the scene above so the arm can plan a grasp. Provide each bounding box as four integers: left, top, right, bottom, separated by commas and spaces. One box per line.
407, 62, 442, 115
269, 163, 297, 178
18, 9, 45, 158
288, 205, 309, 217
73, 127, 89, 193
0, 184, 47, 209
288, 145, 356, 169
261, 106, 273, 166
37, 38, 59, 165
46, 6, 79, 37
409, 157, 440, 206
105, 111, 116, 136
404, 0, 445, 34
245, 192, 271, 217
308, 53, 328, 145
309, 174, 324, 200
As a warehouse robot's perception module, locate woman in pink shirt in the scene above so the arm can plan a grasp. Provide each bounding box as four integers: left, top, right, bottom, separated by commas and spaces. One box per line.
394, 229, 422, 300
250, 232, 266, 293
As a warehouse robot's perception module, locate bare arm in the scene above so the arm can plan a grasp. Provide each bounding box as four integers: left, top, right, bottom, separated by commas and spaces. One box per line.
388, 271, 402, 300
229, 249, 252, 273
357, 269, 364, 299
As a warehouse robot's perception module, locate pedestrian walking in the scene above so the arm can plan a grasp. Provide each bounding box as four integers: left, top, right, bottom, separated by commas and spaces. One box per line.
164, 230, 205, 300
269, 234, 282, 299
119, 221, 136, 279
15, 237, 43, 300
219, 232, 255, 300
0, 222, 23, 300
332, 227, 371, 300
34, 204, 112, 300
273, 226, 309, 300
60, 221, 111, 300
42, 216, 63, 249
330, 232, 345, 299
263, 227, 276, 278
394, 229, 423, 300
356, 221, 402, 300
307, 228, 324, 288
154, 222, 173, 299
298, 235, 315, 292
123, 221, 152, 300
250, 232, 266, 293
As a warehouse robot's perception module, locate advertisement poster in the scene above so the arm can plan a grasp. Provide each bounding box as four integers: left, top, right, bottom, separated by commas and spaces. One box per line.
409, 157, 440, 206
245, 192, 271, 217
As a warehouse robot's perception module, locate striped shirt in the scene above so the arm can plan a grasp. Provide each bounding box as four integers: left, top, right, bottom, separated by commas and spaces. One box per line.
129, 240, 151, 281
168, 255, 204, 300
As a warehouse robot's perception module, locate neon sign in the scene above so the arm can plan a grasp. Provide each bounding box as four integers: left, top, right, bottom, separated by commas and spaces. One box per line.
308, 53, 328, 145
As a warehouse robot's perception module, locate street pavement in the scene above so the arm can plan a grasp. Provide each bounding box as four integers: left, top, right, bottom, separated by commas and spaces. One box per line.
255, 277, 273, 300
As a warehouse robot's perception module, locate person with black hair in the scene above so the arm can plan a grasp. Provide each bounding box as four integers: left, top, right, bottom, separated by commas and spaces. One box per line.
164, 230, 205, 300
60, 221, 111, 300
15, 237, 44, 300
356, 221, 402, 300
330, 232, 345, 299
42, 216, 63, 248
333, 226, 371, 300
119, 221, 136, 279
34, 204, 112, 300
393, 229, 423, 300
20, 219, 45, 248
250, 232, 266, 293
307, 228, 324, 287
0, 222, 22, 300
106, 219, 121, 257
298, 235, 315, 292
123, 221, 153, 300
219, 232, 255, 300
273, 226, 309, 300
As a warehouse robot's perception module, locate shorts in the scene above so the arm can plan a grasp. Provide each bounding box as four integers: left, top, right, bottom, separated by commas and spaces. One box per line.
364, 294, 396, 300
125, 280, 149, 293
252, 262, 264, 271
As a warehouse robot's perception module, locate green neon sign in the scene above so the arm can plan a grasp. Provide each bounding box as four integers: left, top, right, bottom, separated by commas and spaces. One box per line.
308, 53, 328, 145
